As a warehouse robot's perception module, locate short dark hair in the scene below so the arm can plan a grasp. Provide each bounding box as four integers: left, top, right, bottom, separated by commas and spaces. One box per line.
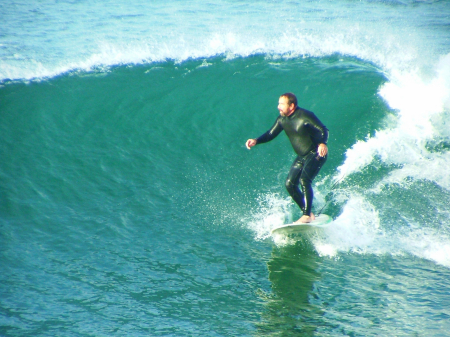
280, 93, 297, 107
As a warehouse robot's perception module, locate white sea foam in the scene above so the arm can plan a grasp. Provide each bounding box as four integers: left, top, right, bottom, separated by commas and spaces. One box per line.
326, 53, 450, 267
310, 200, 450, 268
0, 28, 420, 82
338, 53, 450, 178
247, 193, 292, 242
0, 0, 443, 82
337, 53, 450, 192
313, 196, 383, 257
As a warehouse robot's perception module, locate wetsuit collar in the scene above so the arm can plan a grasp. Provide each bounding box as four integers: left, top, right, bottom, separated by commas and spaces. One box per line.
285, 106, 298, 117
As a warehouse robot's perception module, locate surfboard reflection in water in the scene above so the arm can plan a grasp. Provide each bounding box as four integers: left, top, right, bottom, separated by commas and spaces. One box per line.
258, 243, 323, 335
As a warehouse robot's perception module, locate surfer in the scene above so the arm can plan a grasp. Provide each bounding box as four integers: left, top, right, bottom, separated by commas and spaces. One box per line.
246, 93, 328, 224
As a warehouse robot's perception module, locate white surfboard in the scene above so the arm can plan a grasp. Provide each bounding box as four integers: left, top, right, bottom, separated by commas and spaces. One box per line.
271, 214, 333, 235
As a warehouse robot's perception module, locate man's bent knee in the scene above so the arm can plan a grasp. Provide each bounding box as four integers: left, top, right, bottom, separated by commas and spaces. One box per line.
285, 178, 296, 193
299, 177, 312, 190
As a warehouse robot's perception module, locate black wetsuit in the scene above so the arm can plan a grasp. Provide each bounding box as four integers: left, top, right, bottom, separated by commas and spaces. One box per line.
256, 107, 329, 216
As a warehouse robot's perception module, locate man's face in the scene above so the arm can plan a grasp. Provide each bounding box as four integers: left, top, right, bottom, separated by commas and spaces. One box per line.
278, 96, 294, 116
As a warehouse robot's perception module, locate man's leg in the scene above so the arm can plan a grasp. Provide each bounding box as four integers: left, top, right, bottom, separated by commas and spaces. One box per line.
285, 156, 307, 214
299, 153, 327, 218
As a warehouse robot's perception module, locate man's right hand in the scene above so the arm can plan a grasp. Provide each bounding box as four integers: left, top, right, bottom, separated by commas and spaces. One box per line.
246, 139, 257, 150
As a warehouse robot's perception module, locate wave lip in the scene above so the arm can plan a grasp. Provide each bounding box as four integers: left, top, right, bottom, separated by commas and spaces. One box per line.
1, 0, 446, 82
338, 53, 450, 191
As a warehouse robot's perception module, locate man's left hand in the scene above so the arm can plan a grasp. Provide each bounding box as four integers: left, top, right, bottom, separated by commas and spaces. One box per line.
318, 143, 328, 157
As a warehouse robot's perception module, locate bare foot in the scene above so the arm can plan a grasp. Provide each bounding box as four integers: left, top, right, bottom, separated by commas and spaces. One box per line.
294, 215, 312, 224
310, 213, 315, 221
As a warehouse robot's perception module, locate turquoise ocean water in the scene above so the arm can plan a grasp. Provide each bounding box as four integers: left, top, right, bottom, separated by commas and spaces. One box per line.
1, 1, 450, 336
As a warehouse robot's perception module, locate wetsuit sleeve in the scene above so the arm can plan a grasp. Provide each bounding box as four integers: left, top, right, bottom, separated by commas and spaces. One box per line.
256, 116, 284, 144
305, 112, 329, 145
